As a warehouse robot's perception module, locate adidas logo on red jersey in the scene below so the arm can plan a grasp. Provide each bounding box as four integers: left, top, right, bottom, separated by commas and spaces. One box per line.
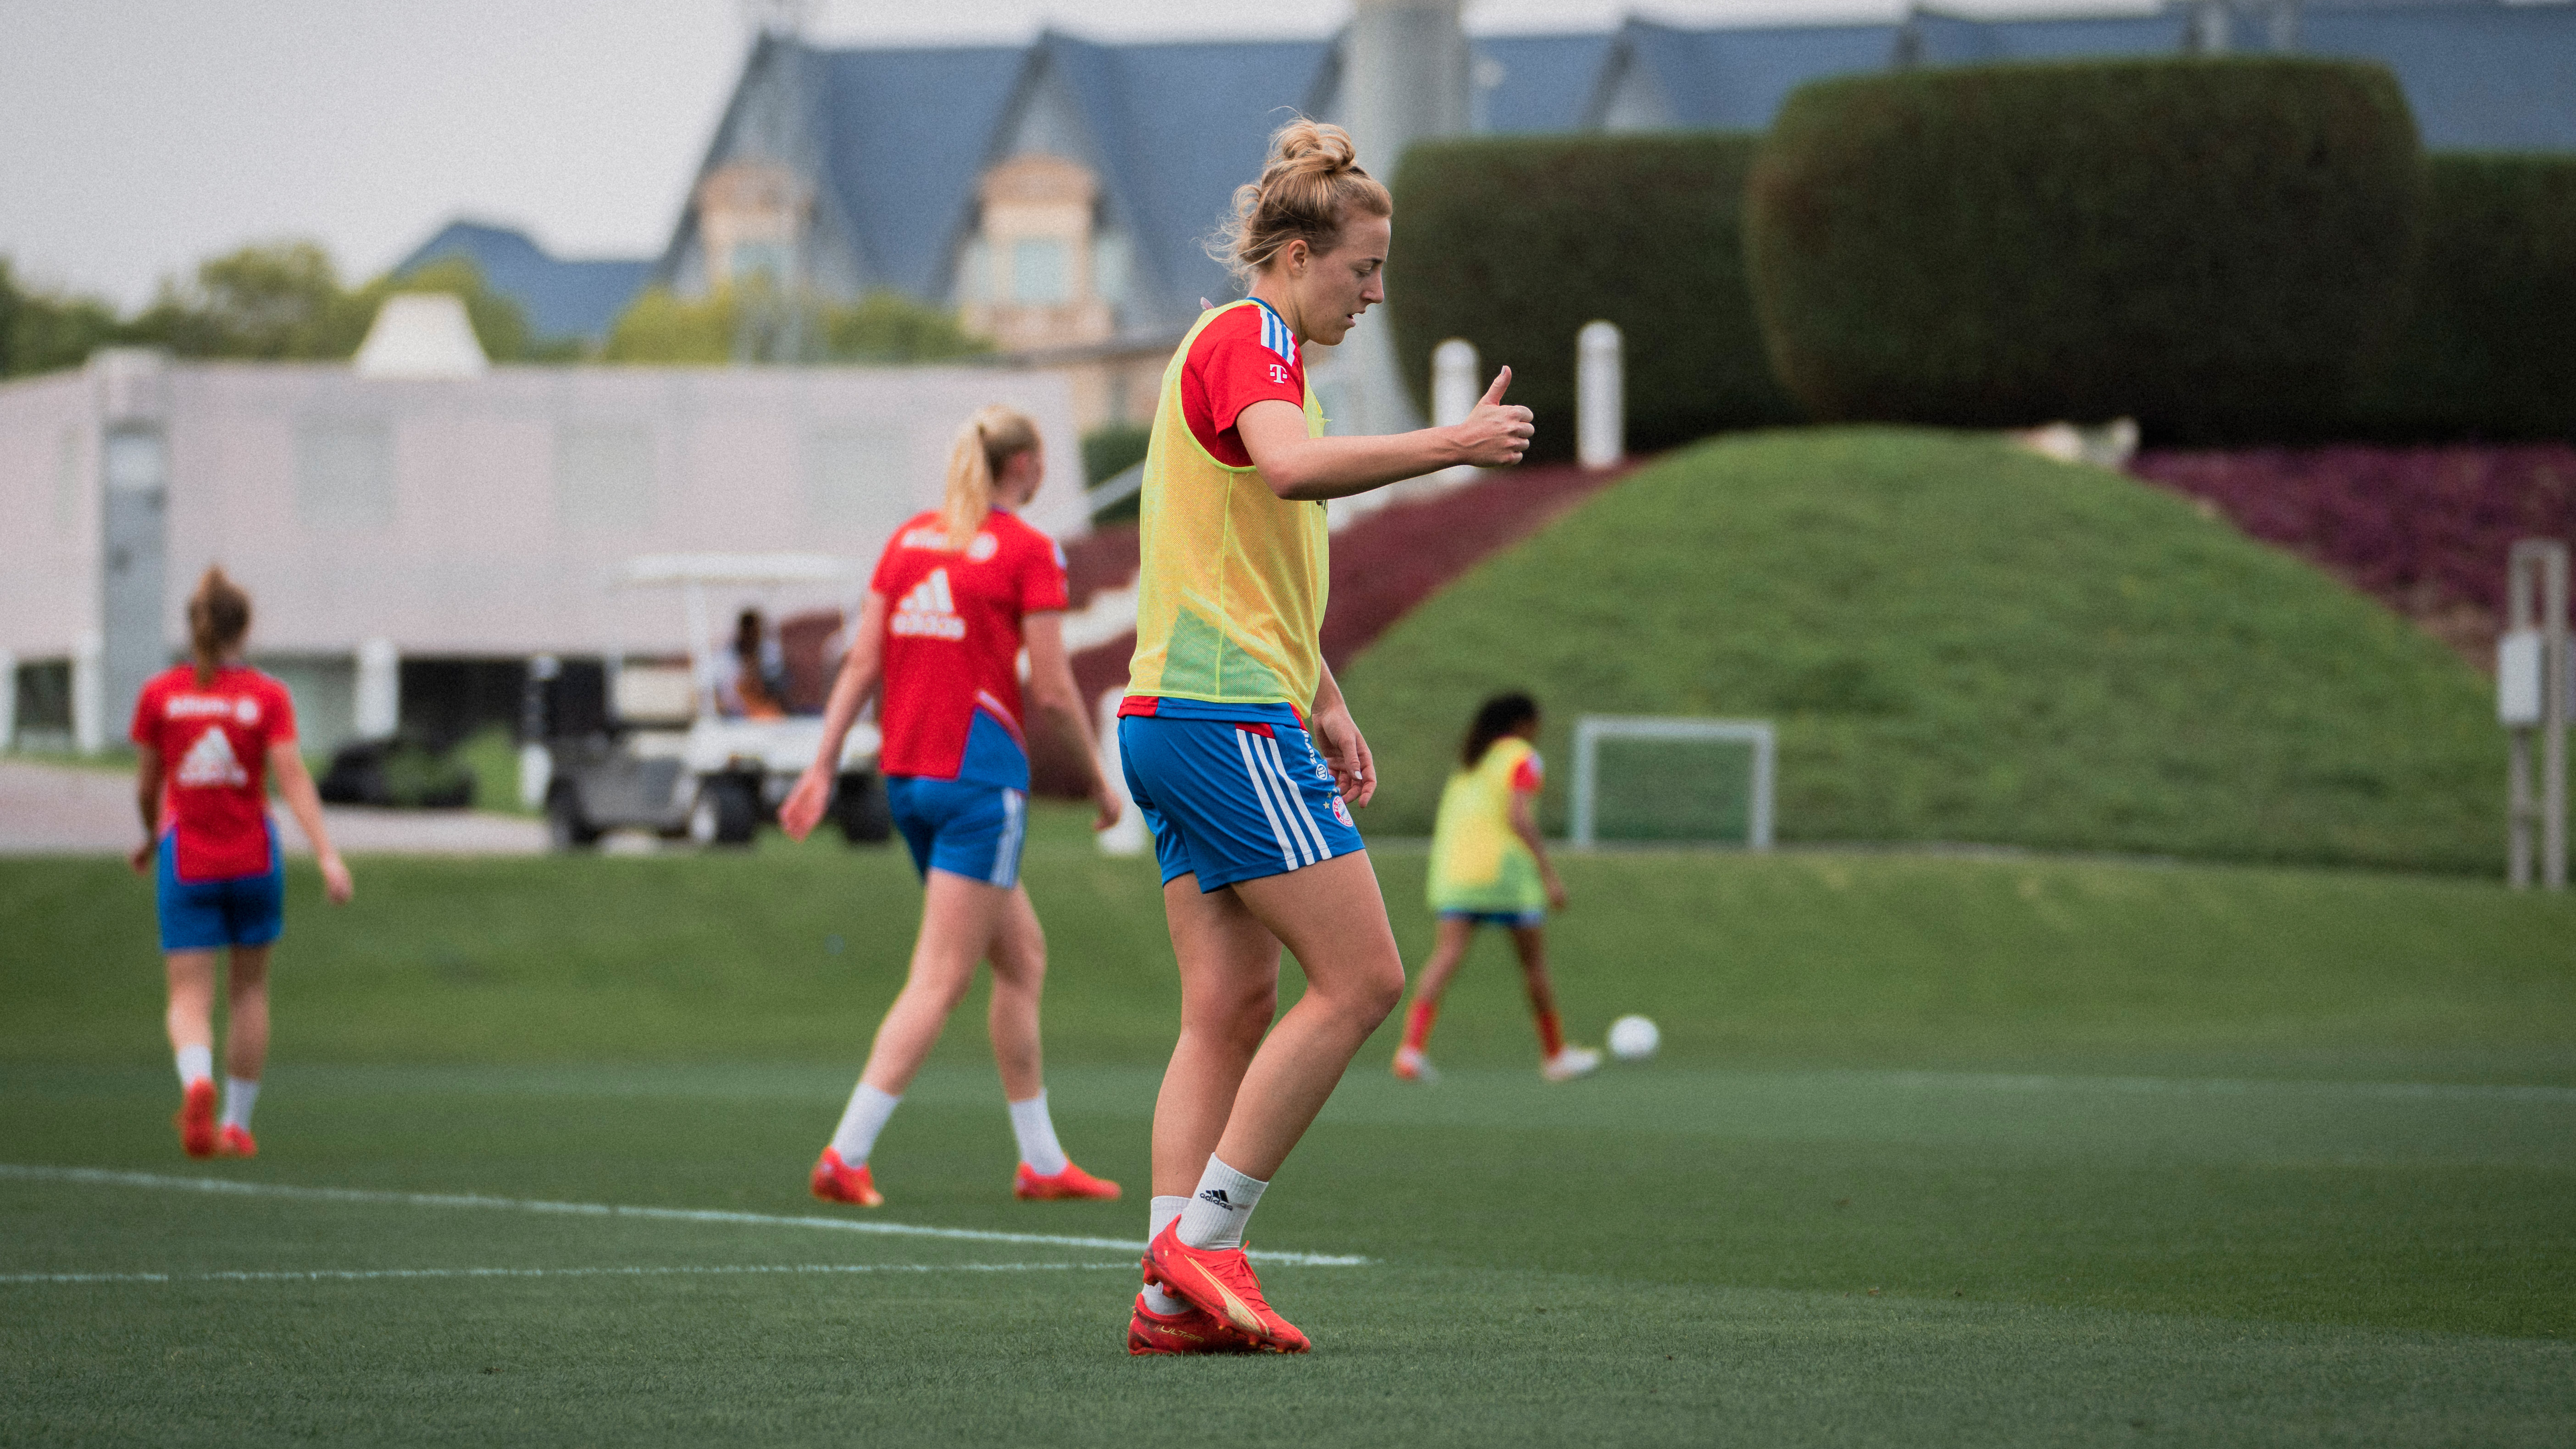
890, 568, 966, 640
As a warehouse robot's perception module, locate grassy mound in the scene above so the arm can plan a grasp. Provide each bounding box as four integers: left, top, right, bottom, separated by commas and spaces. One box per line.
1336, 428, 2498, 872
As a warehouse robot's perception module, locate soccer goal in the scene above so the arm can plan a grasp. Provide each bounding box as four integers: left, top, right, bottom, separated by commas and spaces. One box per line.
1568, 716, 1776, 850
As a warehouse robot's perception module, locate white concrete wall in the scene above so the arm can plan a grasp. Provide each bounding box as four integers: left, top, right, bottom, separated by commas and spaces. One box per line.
136, 361, 1083, 661
0, 371, 101, 659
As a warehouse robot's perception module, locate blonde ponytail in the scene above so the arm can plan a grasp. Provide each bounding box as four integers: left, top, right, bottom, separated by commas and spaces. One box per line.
1210, 117, 1393, 285
942, 405, 1041, 550
187, 566, 252, 687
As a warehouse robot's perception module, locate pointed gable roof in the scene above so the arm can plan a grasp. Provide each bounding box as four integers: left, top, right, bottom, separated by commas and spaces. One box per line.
812, 41, 1029, 298
995, 32, 1335, 332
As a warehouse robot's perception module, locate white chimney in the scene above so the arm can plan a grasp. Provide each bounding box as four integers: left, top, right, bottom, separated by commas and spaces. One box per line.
353, 293, 489, 380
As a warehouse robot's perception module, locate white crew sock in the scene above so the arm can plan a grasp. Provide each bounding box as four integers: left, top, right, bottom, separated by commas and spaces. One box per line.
175, 1045, 213, 1087
1141, 1195, 1190, 1315
828, 1083, 902, 1166
221, 1077, 260, 1132
1175, 1155, 1267, 1251
1005, 1091, 1070, 1177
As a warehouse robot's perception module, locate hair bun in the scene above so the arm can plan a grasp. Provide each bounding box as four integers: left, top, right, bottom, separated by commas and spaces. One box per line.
1277, 119, 1356, 174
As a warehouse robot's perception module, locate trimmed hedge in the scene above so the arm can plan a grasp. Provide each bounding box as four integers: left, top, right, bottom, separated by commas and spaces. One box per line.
1745, 59, 2422, 444
2352, 154, 2576, 441
1386, 133, 1802, 460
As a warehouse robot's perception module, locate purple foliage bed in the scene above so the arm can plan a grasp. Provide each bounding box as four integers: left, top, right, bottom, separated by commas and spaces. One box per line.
2129, 444, 2576, 665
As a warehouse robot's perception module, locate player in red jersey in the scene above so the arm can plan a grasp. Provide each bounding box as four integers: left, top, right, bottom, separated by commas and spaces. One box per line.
781, 405, 1126, 1208
128, 568, 352, 1158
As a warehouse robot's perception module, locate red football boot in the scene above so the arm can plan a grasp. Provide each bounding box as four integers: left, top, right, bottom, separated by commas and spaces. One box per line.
1014, 1160, 1121, 1201
1127, 1291, 1264, 1355
1142, 1219, 1310, 1354
175, 1079, 217, 1159
215, 1124, 257, 1158
809, 1147, 883, 1207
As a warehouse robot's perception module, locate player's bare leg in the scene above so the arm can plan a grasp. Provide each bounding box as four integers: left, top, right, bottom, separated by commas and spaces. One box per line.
165, 950, 220, 1156
164, 950, 218, 1063
213, 945, 272, 1154
1150, 876, 1282, 1198
224, 944, 272, 1081
1160, 852, 1405, 1182
1515, 924, 1597, 1082
984, 885, 1047, 1101
1395, 915, 1477, 1080
984, 884, 1113, 1199
859, 870, 1012, 1096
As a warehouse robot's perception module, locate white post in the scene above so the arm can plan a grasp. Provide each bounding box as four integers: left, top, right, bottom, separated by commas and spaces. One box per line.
1577, 320, 1624, 472
72, 630, 104, 755
2504, 540, 2569, 890
0, 650, 15, 753
1431, 338, 1481, 489
354, 637, 400, 741
519, 654, 558, 811
1432, 339, 1479, 428
1095, 688, 1149, 857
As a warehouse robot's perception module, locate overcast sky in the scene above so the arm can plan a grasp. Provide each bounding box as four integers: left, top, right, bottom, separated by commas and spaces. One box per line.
0, 0, 2149, 308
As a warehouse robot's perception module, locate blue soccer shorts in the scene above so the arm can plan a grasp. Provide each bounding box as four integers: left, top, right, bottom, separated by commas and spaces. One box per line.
155, 833, 286, 952
1118, 714, 1365, 892
886, 775, 1028, 888
1438, 909, 1548, 929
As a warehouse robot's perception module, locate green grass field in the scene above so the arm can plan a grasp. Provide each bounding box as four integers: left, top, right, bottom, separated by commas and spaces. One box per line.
4, 812, 2571, 1444
1338, 428, 2499, 873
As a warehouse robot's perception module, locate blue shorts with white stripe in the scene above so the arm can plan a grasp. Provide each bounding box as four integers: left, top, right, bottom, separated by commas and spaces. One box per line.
885, 776, 1028, 889
1118, 714, 1366, 892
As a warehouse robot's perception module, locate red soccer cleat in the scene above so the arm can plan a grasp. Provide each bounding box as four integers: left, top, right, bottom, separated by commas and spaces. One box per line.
809, 1147, 883, 1207
1015, 1160, 1121, 1201
1126, 1291, 1264, 1355
176, 1079, 217, 1159
1143, 1219, 1310, 1354
215, 1124, 257, 1158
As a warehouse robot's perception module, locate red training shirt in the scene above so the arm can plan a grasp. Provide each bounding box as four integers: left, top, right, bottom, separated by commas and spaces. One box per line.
130, 665, 297, 881
869, 508, 1070, 788
1181, 298, 1306, 468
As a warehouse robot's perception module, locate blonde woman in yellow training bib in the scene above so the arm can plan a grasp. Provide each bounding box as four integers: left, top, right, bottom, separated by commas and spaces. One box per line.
1393, 691, 1599, 1086
1117, 118, 1536, 1355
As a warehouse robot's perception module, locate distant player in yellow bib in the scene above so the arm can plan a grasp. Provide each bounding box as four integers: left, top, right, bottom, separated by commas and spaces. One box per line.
1394, 692, 1599, 1084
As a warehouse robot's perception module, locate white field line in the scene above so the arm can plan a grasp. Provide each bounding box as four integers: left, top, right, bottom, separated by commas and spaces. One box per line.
2, 1262, 1127, 1287
1865, 1072, 2576, 1105
0, 1165, 1371, 1267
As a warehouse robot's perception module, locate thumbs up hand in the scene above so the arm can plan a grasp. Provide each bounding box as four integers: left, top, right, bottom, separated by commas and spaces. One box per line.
1449, 366, 1534, 467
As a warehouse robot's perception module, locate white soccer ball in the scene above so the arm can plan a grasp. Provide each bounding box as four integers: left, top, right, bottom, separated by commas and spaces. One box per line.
1607, 1014, 1660, 1061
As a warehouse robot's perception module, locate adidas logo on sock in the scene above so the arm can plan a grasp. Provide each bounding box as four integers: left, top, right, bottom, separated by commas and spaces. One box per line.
1198, 1188, 1232, 1207
889, 568, 966, 640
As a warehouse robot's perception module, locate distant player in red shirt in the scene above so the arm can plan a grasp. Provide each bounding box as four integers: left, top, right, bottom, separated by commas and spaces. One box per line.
128, 568, 353, 1159
781, 405, 1126, 1208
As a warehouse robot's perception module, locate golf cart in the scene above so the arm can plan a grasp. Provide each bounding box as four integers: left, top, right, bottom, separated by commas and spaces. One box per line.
527, 553, 891, 850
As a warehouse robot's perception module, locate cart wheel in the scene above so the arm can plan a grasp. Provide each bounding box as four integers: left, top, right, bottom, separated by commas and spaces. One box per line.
545, 782, 600, 850
835, 772, 893, 845
690, 777, 760, 847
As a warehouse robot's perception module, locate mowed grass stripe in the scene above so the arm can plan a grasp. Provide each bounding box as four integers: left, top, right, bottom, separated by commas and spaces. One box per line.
0, 1163, 1370, 1267
1, 1262, 1133, 1286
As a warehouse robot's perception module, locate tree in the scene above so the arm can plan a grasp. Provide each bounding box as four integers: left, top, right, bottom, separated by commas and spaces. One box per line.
125, 240, 545, 362
0, 257, 127, 379
601, 282, 990, 364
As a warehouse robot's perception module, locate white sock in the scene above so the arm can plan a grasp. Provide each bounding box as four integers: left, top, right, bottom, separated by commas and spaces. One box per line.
828, 1083, 902, 1166
1006, 1091, 1070, 1176
175, 1045, 212, 1087
1176, 1155, 1266, 1251
221, 1077, 260, 1132
1142, 1195, 1190, 1315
